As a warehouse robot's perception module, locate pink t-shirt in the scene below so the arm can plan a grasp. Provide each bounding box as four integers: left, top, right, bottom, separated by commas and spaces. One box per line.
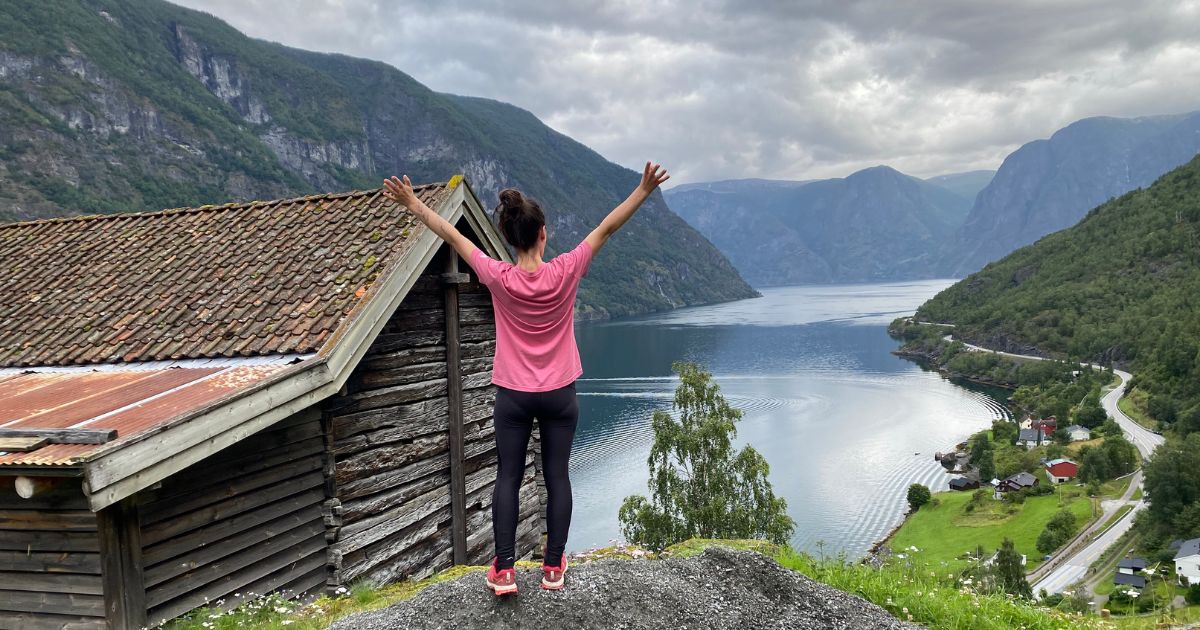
468, 241, 592, 392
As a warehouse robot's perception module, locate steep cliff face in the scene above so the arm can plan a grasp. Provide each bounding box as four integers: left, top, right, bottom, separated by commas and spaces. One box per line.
940, 111, 1200, 276
0, 0, 756, 318
666, 167, 971, 286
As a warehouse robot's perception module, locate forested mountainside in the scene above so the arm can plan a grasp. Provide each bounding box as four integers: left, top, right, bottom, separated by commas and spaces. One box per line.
665, 166, 972, 286
0, 0, 756, 318
940, 111, 1200, 276
917, 154, 1200, 436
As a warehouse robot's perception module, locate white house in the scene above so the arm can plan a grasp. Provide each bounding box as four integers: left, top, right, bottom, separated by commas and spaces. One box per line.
1176, 538, 1200, 586
1064, 424, 1092, 441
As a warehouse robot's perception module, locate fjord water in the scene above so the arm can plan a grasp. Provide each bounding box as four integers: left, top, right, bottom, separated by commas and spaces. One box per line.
568, 280, 1010, 557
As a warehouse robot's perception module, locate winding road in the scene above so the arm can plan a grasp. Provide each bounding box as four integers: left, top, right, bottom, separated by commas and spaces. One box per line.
946, 337, 1165, 596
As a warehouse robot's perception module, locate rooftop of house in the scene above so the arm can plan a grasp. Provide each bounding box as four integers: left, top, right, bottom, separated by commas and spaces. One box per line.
0, 184, 449, 368
1177, 538, 1200, 560
1117, 558, 1148, 570
1005, 472, 1038, 486
1045, 458, 1077, 467
0, 180, 490, 476
1113, 573, 1147, 588
1064, 424, 1090, 432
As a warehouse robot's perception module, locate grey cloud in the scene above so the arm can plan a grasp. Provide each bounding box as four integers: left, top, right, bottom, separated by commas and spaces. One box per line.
173, 0, 1200, 183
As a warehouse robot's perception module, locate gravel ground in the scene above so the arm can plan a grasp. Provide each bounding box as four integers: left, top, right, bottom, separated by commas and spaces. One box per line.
329, 546, 922, 630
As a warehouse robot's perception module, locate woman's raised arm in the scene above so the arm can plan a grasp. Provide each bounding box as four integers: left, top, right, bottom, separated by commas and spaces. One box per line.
383, 175, 477, 262
584, 162, 670, 256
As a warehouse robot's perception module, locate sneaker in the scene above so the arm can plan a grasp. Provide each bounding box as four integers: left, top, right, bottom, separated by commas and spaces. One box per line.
486, 557, 518, 596
541, 556, 567, 590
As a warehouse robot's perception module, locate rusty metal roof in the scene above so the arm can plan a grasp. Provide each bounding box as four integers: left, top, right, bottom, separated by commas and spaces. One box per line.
0, 184, 451, 368
0, 356, 304, 467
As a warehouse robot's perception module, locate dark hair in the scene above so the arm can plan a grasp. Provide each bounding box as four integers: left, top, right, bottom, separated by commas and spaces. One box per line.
495, 188, 545, 251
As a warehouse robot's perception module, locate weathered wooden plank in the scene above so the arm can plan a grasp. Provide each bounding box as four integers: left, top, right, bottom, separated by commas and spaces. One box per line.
0, 436, 47, 451
141, 472, 324, 546
334, 485, 450, 553
0, 479, 89, 510
96, 497, 146, 630
357, 361, 448, 390
0, 529, 99, 553
460, 339, 496, 360
326, 378, 448, 415
340, 470, 449, 523
0, 549, 101, 574
0, 429, 117, 445
141, 488, 325, 566
0, 509, 96, 531
334, 435, 447, 485
143, 503, 323, 576
331, 387, 492, 440
359, 345, 447, 371
0, 570, 103, 594
140, 436, 324, 508
147, 527, 327, 608
141, 455, 323, 527
0, 589, 105, 615
148, 535, 327, 624
0, 611, 105, 630
340, 509, 449, 583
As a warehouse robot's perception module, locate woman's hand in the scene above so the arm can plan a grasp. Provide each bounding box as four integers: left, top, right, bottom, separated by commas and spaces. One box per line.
382, 175, 420, 211
637, 162, 670, 195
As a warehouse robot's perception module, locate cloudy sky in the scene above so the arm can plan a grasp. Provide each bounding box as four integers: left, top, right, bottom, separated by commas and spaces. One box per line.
174, 0, 1200, 184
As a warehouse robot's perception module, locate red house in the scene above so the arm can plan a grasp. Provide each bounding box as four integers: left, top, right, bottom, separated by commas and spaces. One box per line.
1033, 415, 1058, 434
1045, 458, 1079, 484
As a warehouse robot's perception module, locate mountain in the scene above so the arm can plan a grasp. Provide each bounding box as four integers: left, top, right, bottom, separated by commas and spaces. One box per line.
915, 153, 1200, 434
0, 0, 756, 319
940, 111, 1200, 276
664, 166, 972, 286
923, 170, 994, 202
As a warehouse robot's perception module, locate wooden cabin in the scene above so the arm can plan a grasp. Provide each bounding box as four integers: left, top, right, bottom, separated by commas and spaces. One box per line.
0, 177, 544, 629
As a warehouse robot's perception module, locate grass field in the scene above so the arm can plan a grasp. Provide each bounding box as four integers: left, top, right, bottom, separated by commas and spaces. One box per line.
890, 486, 1095, 571
1117, 390, 1157, 432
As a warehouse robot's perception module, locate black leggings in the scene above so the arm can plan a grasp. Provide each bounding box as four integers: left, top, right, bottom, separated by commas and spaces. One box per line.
492, 382, 578, 569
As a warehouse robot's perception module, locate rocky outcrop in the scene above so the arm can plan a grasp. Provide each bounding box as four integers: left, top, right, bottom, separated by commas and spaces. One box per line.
328, 546, 921, 630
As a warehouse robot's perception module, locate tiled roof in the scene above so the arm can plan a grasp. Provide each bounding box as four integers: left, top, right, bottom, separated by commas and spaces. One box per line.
0, 184, 450, 367
1177, 538, 1200, 560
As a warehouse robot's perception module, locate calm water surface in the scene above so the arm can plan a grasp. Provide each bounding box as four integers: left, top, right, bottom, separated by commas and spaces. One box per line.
567, 280, 1010, 557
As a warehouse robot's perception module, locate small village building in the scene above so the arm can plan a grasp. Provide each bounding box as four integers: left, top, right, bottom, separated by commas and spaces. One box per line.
1117, 557, 1148, 575
1033, 415, 1058, 433
1113, 572, 1147, 590
0, 179, 545, 629
994, 472, 1039, 498
1176, 538, 1200, 586
948, 477, 979, 491
1044, 459, 1079, 484
1016, 427, 1051, 449
1064, 424, 1092, 442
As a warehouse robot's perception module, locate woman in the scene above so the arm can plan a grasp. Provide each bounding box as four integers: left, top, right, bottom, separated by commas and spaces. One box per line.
382, 162, 670, 595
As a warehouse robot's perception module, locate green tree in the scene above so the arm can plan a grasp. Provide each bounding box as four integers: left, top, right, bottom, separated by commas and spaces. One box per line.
618, 362, 795, 550
977, 447, 996, 481
906, 483, 932, 511
994, 538, 1033, 599
1036, 509, 1077, 554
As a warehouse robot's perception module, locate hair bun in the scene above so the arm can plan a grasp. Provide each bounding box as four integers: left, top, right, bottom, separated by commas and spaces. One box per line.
498, 188, 524, 209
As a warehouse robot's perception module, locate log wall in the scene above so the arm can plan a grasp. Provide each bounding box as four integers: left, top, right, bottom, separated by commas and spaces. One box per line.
135, 408, 328, 624
324, 259, 542, 588
0, 478, 105, 630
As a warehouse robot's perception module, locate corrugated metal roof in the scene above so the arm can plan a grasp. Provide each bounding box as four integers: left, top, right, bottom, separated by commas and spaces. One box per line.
0, 356, 306, 467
